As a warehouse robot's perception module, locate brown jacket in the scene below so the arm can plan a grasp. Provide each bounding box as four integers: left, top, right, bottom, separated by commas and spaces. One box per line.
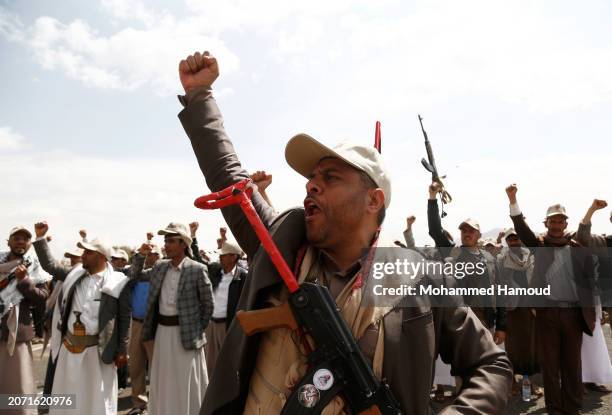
179, 93, 512, 414
1, 277, 49, 343
510, 214, 596, 335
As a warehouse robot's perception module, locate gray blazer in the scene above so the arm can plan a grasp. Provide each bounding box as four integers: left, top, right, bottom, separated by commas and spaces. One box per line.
33, 238, 131, 364
179, 94, 512, 415
131, 254, 213, 350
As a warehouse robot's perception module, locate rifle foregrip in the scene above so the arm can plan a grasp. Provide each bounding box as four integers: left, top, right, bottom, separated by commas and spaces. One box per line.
236, 302, 298, 336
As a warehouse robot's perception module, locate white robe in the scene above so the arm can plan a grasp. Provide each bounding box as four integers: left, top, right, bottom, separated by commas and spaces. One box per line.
149, 260, 208, 415
50, 264, 128, 415
581, 305, 612, 384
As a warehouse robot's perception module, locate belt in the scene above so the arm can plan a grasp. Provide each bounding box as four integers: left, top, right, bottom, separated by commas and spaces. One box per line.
132, 317, 144, 323
211, 317, 227, 323
63, 331, 98, 354
158, 314, 179, 326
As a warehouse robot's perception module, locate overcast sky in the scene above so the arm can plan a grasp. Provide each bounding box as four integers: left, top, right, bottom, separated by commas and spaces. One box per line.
1, 0, 611, 257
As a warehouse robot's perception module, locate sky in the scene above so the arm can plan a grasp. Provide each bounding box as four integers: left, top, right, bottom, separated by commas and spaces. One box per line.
1, 0, 611, 258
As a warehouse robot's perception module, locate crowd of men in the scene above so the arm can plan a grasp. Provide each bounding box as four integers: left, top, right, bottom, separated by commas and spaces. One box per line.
1, 50, 611, 415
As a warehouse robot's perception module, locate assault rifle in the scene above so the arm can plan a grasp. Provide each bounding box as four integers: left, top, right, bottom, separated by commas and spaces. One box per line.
418, 114, 451, 217
195, 179, 401, 415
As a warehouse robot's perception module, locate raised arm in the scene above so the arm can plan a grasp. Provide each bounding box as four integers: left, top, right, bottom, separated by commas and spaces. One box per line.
32, 222, 72, 281
506, 184, 540, 248
403, 215, 417, 249
427, 183, 454, 248
177, 51, 276, 259
577, 199, 608, 248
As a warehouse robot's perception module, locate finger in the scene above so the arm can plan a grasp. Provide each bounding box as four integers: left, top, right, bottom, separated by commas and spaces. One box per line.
194, 51, 203, 70
179, 59, 191, 74
203, 50, 210, 57
186, 55, 197, 73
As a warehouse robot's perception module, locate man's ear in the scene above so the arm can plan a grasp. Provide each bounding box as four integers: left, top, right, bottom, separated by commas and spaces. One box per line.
367, 188, 385, 213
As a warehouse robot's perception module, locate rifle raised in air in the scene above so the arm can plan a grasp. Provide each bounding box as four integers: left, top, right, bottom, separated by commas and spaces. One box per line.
418, 114, 451, 217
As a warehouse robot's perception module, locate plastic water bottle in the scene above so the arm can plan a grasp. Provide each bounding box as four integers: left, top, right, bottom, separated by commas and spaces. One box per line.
522, 375, 531, 402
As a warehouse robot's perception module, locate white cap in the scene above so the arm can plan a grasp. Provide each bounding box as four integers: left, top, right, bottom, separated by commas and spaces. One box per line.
219, 241, 243, 256
111, 248, 129, 261
285, 134, 392, 208
458, 218, 480, 232
503, 228, 518, 240
64, 247, 84, 258
78, 238, 112, 260
9, 226, 32, 239
546, 204, 568, 219
158, 222, 193, 257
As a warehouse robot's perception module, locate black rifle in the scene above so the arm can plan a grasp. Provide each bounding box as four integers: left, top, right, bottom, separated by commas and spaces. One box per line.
418, 114, 452, 217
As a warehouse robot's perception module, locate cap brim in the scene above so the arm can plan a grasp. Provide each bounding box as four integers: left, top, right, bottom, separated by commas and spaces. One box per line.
158, 229, 180, 236
458, 222, 479, 231
77, 241, 95, 251
10, 228, 32, 238
285, 134, 361, 179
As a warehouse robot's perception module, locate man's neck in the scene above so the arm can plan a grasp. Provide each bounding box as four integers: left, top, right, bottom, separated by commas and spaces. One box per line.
222, 264, 235, 274
88, 262, 107, 276
322, 234, 374, 272
171, 254, 186, 267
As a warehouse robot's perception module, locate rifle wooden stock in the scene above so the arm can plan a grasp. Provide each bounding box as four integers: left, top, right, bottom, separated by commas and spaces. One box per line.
359, 406, 383, 415
236, 302, 298, 336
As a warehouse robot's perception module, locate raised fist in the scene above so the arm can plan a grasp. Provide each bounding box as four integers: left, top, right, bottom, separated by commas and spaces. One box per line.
79, 229, 87, 239
179, 51, 219, 93
406, 216, 416, 228
428, 182, 441, 199
505, 184, 518, 199
189, 222, 199, 237
146, 232, 154, 242
250, 170, 273, 192
590, 199, 608, 211
138, 243, 152, 256
34, 222, 49, 238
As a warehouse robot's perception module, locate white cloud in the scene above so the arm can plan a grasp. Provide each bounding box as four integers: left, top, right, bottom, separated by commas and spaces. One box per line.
0, 127, 27, 151
3, 0, 612, 109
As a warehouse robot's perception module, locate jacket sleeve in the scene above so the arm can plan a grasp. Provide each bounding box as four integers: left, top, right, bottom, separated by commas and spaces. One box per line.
577, 223, 609, 257
191, 238, 206, 264
197, 264, 214, 330
178, 96, 277, 259
116, 284, 131, 355
129, 254, 153, 281
428, 200, 454, 248
510, 214, 541, 248
437, 307, 512, 414
403, 228, 416, 249
32, 238, 72, 281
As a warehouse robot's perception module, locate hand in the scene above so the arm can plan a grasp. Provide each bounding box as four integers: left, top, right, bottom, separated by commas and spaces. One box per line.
138, 243, 152, 256
220, 227, 227, 238
179, 51, 219, 93
429, 182, 441, 199
589, 199, 608, 212
146, 232, 154, 241
493, 330, 506, 345
14, 264, 28, 281
406, 216, 416, 228
250, 170, 273, 192
189, 222, 199, 238
505, 184, 518, 203
79, 229, 87, 239
34, 222, 49, 238
114, 353, 127, 368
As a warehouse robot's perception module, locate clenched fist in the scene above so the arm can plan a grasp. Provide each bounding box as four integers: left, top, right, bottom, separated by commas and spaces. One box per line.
506, 184, 518, 203
250, 170, 273, 192
14, 264, 28, 281
34, 222, 49, 238
590, 199, 608, 212
406, 216, 416, 228
179, 51, 219, 93
189, 222, 199, 238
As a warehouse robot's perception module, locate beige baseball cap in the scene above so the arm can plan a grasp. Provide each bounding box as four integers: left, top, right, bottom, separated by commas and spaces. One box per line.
64, 247, 84, 258
458, 218, 480, 232
158, 222, 193, 257
78, 238, 112, 260
9, 226, 32, 239
503, 228, 518, 240
546, 204, 568, 219
219, 241, 243, 256
111, 249, 129, 261
285, 134, 392, 209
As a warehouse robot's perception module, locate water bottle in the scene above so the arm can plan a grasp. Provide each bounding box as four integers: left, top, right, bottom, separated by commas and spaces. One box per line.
522, 375, 531, 402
